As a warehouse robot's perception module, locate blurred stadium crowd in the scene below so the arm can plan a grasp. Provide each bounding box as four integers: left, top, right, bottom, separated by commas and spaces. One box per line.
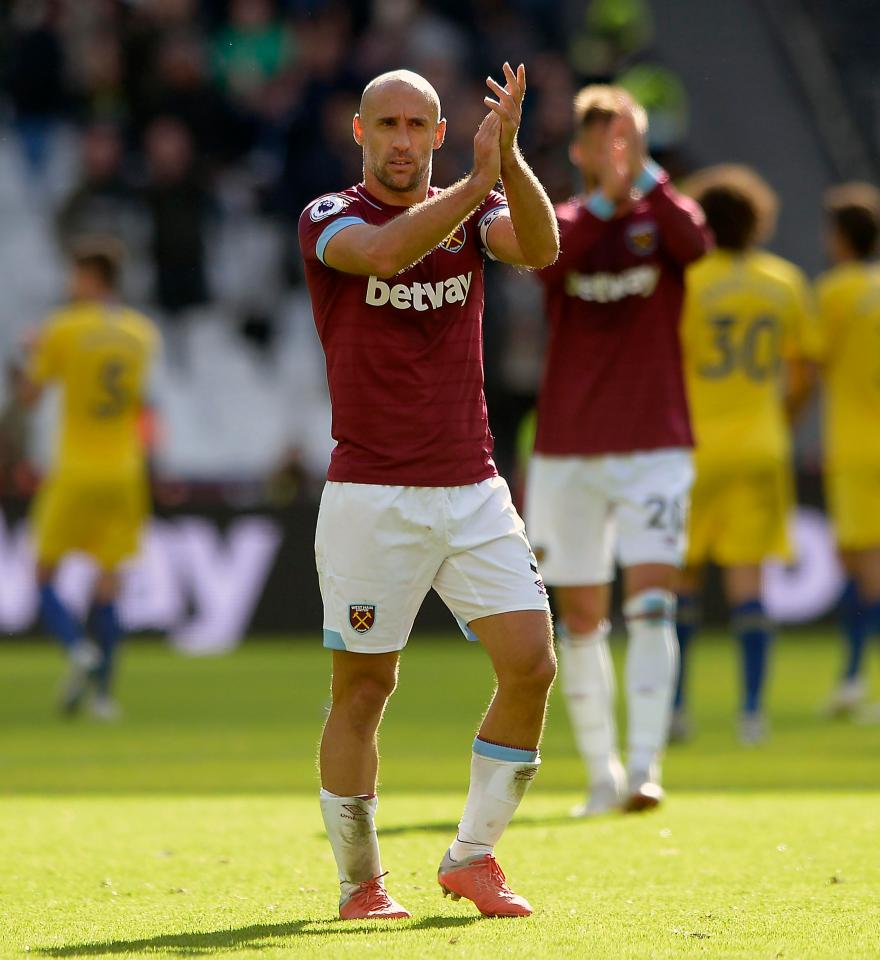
0, 0, 695, 504
2, 0, 880, 508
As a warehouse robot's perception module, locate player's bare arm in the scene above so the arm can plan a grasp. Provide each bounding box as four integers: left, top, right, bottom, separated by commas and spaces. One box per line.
482, 62, 559, 268
785, 357, 819, 422
322, 113, 502, 278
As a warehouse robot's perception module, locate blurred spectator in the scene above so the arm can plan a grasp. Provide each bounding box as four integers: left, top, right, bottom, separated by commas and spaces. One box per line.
276, 7, 359, 219
431, 79, 493, 188
212, 0, 295, 108
71, 27, 129, 125
356, 0, 470, 99
143, 117, 212, 316
141, 32, 253, 167
521, 51, 577, 203
56, 123, 137, 252
0, 0, 617, 496
122, 0, 206, 125
568, 0, 653, 78
617, 62, 689, 154
6, 1, 68, 181
280, 88, 362, 222
471, 1, 543, 79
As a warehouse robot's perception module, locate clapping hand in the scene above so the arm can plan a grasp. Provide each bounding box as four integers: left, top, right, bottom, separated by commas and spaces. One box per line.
485, 62, 526, 153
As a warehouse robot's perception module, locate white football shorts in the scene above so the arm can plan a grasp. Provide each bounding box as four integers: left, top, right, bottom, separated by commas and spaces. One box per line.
525, 449, 694, 586
315, 476, 550, 654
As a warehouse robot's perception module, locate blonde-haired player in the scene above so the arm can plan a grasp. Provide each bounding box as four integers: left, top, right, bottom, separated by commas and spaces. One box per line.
817, 183, 880, 714
22, 239, 159, 718
675, 166, 819, 743
526, 86, 709, 814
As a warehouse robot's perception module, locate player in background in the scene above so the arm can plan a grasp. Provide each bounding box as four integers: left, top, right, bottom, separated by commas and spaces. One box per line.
298, 65, 558, 920
526, 87, 710, 815
816, 184, 880, 715
20, 240, 159, 719
673, 166, 819, 744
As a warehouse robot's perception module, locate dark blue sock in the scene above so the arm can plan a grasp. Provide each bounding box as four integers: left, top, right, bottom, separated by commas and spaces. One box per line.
675, 594, 699, 710
39, 584, 82, 652
840, 578, 868, 681
93, 602, 122, 695
732, 598, 772, 715
864, 597, 880, 644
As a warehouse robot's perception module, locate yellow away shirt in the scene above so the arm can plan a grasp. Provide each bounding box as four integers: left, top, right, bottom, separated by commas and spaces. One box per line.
815, 261, 880, 470
682, 249, 819, 467
28, 301, 159, 477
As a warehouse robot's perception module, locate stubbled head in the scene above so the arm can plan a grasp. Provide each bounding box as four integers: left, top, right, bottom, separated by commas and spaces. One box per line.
823, 182, 880, 264
68, 236, 124, 300
683, 164, 778, 252
569, 84, 647, 187
354, 70, 445, 197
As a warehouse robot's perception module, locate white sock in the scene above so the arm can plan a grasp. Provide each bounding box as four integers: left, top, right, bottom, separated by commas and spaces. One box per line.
559, 621, 622, 786
624, 589, 678, 781
449, 738, 541, 862
319, 789, 382, 897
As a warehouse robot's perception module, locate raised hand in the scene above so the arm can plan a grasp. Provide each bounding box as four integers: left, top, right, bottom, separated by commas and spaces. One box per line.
472, 110, 502, 190
598, 116, 633, 203
485, 62, 526, 153
613, 97, 648, 181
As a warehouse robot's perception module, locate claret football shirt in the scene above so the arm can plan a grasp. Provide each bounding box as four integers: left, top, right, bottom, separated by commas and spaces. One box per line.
535, 164, 711, 457
299, 184, 509, 486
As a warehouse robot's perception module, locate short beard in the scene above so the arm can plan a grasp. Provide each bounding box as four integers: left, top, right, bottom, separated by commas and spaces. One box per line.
368, 156, 431, 193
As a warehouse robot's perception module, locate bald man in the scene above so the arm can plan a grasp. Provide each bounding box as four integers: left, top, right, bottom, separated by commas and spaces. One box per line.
298, 65, 559, 920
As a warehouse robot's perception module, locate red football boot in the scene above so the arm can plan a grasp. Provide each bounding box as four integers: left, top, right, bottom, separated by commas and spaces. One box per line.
437, 852, 533, 917
338, 875, 411, 920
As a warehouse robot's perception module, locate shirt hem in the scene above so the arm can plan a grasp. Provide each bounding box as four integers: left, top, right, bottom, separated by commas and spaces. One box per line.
533, 441, 693, 458
325, 466, 499, 487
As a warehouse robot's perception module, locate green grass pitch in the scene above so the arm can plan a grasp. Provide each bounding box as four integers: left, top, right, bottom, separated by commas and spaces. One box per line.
2, 629, 879, 959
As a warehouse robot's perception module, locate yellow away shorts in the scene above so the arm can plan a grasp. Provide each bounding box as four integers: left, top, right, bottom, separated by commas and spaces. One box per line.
31, 472, 149, 570
686, 461, 794, 567
826, 467, 880, 550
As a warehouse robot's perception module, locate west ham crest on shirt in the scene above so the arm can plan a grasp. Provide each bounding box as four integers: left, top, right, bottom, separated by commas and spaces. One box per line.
625, 220, 658, 256
349, 603, 376, 633
438, 223, 467, 253
310, 194, 350, 222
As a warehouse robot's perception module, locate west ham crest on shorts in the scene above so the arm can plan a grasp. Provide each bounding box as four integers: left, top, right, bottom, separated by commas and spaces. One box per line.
349, 603, 376, 633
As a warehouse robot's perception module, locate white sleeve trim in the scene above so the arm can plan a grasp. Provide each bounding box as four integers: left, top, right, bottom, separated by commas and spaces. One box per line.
477, 205, 510, 261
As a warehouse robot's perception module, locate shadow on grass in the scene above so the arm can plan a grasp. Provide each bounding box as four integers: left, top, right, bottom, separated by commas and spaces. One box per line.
37, 915, 480, 957
347, 812, 599, 838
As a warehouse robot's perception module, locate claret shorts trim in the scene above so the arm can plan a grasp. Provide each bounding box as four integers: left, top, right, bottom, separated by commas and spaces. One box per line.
315, 477, 550, 653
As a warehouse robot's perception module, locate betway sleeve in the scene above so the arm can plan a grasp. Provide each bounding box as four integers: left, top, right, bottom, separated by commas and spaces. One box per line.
640, 163, 712, 267
298, 194, 366, 266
